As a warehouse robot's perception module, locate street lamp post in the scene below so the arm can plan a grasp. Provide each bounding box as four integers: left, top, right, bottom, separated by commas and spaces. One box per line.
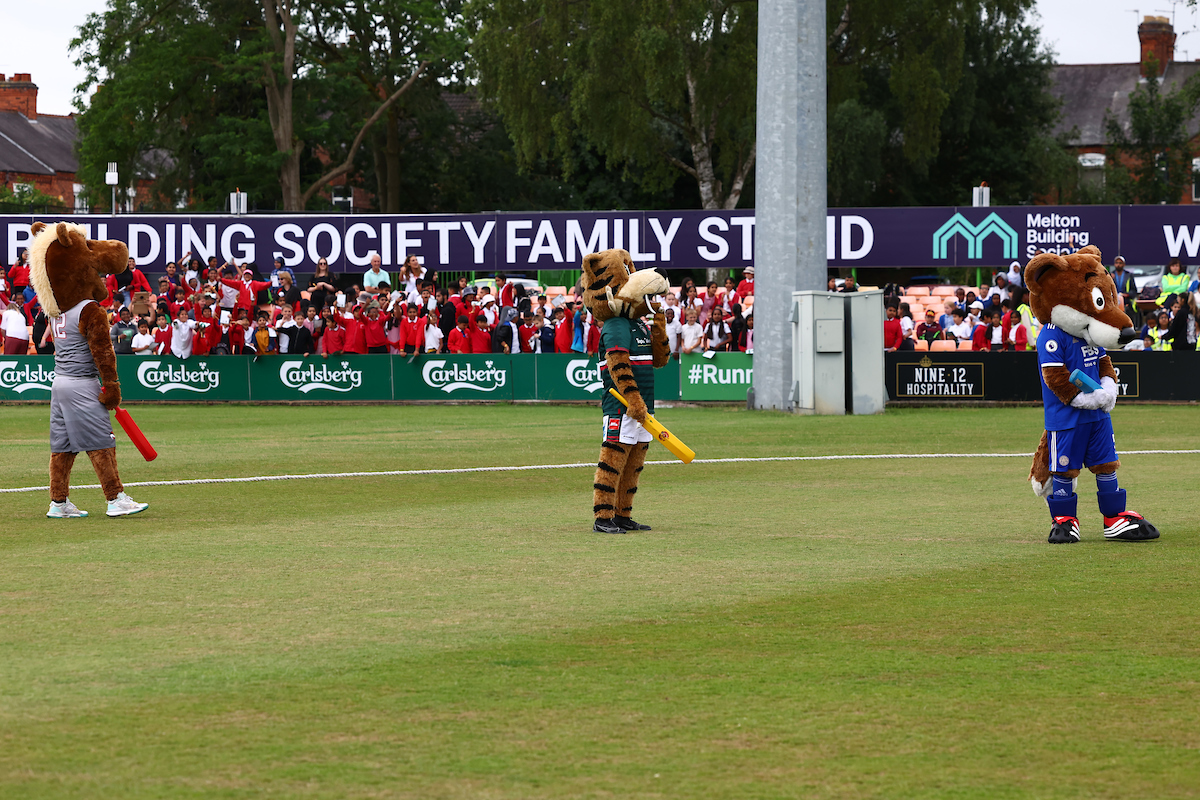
105, 162, 118, 216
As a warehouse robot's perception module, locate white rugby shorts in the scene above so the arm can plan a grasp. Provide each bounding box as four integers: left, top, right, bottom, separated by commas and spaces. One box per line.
602, 414, 652, 445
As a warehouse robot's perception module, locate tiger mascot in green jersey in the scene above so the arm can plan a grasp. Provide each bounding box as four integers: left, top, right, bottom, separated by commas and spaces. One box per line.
582, 249, 670, 533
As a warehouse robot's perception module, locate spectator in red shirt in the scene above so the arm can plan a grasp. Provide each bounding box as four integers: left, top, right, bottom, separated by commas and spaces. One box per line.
152, 313, 173, 355
400, 303, 424, 355
355, 303, 388, 353
468, 313, 493, 353
105, 258, 153, 307
220, 268, 272, 314
553, 301, 575, 353
9, 251, 32, 303
321, 308, 345, 356
448, 315, 471, 354
736, 266, 754, 297
517, 312, 539, 353
883, 304, 904, 352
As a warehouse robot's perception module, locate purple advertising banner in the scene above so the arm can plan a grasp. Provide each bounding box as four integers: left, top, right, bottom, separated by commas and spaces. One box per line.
0, 206, 1185, 274
0, 212, 754, 274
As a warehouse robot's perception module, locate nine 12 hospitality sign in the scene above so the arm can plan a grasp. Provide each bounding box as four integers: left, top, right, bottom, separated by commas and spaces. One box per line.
8, 205, 1200, 273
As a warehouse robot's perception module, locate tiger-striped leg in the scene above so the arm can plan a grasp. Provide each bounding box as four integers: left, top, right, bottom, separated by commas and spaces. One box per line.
614, 443, 650, 530
49, 451, 77, 503
594, 441, 630, 520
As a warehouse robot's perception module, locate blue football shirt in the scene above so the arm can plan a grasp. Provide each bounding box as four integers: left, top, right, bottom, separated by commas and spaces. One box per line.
1037, 322, 1106, 431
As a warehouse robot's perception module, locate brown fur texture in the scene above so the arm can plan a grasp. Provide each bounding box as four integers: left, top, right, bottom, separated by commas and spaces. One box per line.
582, 249, 669, 523
593, 442, 630, 519
86, 448, 124, 502
49, 452, 77, 503
616, 443, 649, 516
29, 221, 130, 505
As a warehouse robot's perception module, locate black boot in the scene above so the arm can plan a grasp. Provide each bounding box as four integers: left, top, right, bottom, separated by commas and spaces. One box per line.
613, 515, 651, 531
593, 517, 624, 534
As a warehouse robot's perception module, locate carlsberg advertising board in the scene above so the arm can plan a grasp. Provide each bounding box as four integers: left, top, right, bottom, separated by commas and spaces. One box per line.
117, 356, 249, 401
0, 356, 55, 400
249, 355, 392, 401
393, 355, 513, 400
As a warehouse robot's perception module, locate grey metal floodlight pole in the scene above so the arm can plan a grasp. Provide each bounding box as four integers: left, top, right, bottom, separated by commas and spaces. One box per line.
752, 0, 827, 411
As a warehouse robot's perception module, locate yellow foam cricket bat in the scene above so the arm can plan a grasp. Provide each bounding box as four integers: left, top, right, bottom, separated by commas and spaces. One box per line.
607, 388, 695, 463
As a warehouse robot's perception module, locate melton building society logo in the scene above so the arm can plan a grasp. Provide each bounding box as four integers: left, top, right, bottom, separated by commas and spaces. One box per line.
0, 361, 53, 393
566, 358, 603, 393
422, 359, 507, 393
279, 360, 363, 393
932, 213, 1019, 260
136, 360, 221, 393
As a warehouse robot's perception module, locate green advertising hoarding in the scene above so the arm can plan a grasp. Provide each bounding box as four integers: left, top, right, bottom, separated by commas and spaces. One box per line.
393, 354, 514, 400
535, 354, 603, 401
117, 355, 250, 401
0, 355, 55, 400
680, 352, 753, 401
0, 354, 685, 402
250, 355, 393, 401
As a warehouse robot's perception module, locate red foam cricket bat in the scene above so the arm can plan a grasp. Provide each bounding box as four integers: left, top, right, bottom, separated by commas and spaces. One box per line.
115, 407, 158, 462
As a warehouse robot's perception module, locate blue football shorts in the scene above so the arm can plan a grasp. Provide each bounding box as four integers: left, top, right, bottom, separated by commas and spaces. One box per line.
1048, 417, 1118, 473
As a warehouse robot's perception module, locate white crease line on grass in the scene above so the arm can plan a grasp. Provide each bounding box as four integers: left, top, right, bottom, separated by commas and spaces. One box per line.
3, 450, 1198, 494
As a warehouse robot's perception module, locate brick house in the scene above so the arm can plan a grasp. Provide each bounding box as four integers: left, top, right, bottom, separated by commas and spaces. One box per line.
1050, 16, 1200, 204
0, 73, 82, 210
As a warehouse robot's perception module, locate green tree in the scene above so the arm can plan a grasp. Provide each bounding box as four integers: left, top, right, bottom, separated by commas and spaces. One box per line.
72, 0, 463, 211
1103, 55, 1200, 205
827, 0, 1065, 206
471, 0, 757, 210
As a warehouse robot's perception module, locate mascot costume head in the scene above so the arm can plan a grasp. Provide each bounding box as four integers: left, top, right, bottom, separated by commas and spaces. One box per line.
583, 249, 670, 533
30, 221, 149, 519
1024, 245, 1156, 543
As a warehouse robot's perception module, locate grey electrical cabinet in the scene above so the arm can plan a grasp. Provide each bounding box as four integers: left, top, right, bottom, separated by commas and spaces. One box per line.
791, 291, 846, 415
789, 289, 885, 415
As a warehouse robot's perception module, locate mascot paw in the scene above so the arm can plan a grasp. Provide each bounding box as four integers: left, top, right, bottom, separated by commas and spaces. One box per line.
1069, 390, 1105, 411
100, 383, 121, 411
1031, 477, 1052, 499
1099, 377, 1118, 413
626, 396, 648, 424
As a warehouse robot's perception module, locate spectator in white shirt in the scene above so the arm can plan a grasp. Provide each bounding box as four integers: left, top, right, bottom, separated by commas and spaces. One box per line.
680, 307, 704, 354
170, 308, 198, 359
945, 308, 973, 343
664, 307, 683, 355
130, 319, 156, 354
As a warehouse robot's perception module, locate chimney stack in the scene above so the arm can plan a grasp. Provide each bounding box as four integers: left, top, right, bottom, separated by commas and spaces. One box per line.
0, 73, 38, 119
1139, 15, 1175, 78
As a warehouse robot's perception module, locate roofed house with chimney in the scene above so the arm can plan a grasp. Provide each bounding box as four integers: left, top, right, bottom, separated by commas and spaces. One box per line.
0, 73, 82, 211
1050, 15, 1200, 204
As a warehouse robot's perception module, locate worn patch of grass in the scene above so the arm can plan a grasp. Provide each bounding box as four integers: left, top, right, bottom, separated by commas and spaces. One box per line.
1, 405, 1197, 798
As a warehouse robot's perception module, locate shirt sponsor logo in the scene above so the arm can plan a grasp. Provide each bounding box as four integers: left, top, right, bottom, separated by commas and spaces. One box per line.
279, 360, 363, 393
422, 359, 507, 393
136, 360, 221, 393
0, 361, 54, 393
566, 358, 602, 393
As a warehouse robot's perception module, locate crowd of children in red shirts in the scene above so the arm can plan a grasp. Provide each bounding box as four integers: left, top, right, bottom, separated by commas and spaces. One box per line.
4, 250, 757, 360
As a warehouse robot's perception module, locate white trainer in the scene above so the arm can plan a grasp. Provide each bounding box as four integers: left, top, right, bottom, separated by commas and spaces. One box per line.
106, 492, 149, 517
47, 499, 88, 518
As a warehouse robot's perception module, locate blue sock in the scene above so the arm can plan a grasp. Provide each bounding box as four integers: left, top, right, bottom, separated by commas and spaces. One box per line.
1047, 475, 1078, 518
1095, 471, 1126, 517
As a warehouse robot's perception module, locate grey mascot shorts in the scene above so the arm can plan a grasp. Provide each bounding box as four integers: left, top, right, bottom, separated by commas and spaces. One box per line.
50, 375, 116, 453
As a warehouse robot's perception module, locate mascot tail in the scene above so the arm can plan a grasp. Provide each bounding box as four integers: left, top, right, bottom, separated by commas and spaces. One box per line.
1030, 431, 1053, 499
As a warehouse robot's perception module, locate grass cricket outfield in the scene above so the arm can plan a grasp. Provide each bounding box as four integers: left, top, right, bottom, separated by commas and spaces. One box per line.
2, 404, 1198, 798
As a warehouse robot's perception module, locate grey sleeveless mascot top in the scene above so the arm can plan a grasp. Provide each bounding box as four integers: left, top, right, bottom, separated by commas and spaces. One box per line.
53, 299, 101, 378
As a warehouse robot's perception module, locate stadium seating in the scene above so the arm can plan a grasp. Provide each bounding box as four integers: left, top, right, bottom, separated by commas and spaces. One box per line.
913, 339, 929, 351
906, 286, 930, 296
930, 340, 957, 352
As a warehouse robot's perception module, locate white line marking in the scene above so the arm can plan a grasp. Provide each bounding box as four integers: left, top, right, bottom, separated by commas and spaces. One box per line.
3, 450, 1198, 495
